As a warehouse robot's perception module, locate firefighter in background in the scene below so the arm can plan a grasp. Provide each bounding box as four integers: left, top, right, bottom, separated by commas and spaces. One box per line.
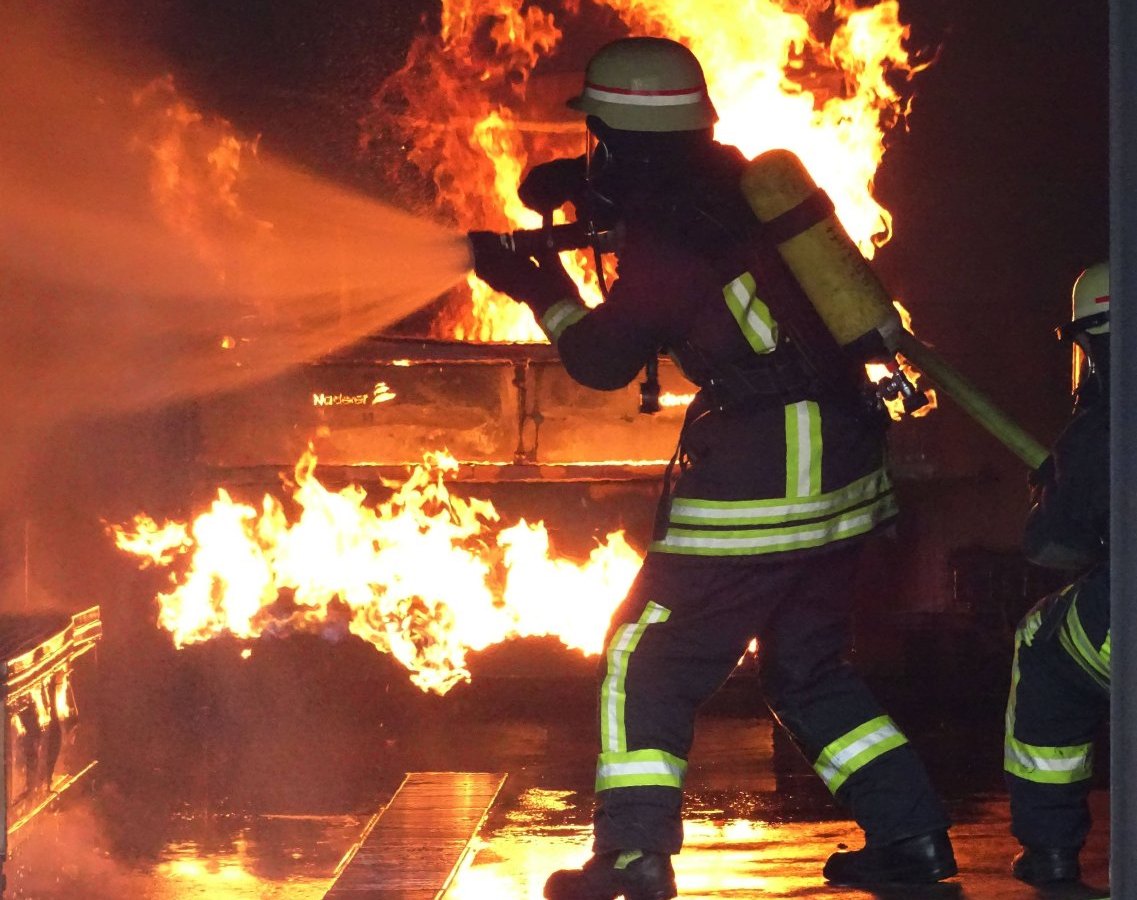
470, 37, 956, 899
1004, 262, 1111, 886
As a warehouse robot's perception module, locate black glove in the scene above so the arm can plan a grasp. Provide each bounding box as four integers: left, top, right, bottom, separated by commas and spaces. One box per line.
518, 156, 588, 215
468, 231, 578, 314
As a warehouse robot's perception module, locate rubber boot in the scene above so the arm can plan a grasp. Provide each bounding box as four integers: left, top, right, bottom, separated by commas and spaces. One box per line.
544, 850, 676, 900
1012, 846, 1081, 885
823, 830, 957, 885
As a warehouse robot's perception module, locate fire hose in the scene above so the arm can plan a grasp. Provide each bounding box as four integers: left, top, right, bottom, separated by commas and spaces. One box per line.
739, 148, 1049, 471
892, 331, 1049, 469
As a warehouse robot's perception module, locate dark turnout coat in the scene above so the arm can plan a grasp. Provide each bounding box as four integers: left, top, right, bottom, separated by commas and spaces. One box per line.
529, 143, 895, 559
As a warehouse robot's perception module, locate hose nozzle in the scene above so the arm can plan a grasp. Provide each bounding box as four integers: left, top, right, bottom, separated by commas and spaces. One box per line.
488, 221, 621, 257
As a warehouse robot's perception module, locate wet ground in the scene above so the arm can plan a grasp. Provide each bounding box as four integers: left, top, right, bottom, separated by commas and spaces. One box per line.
2, 639, 1112, 899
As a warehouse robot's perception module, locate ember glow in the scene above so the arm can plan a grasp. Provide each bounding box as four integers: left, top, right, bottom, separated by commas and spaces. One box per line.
111, 451, 641, 695
368, 0, 925, 342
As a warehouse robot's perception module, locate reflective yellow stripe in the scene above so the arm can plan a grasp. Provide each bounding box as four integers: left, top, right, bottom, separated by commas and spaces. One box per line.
1005, 607, 1096, 785
722, 271, 778, 354
541, 299, 587, 342
596, 748, 687, 792
650, 493, 897, 557
1059, 600, 1110, 688
784, 401, 821, 498
600, 602, 671, 754
814, 716, 908, 793
668, 471, 894, 527
1005, 735, 1094, 784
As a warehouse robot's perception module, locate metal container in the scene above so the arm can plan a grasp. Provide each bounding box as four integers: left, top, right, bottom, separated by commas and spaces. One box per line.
0, 607, 101, 886
196, 337, 695, 483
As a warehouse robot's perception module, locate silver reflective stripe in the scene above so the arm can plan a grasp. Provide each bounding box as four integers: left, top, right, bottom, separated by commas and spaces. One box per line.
785, 401, 821, 498
668, 469, 892, 526
1005, 605, 1097, 785
1005, 609, 1095, 784
814, 716, 908, 793
651, 494, 897, 556
541, 299, 587, 342
723, 272, 778, 354
1058, 597, 1110, 687
600, 602, 671, 754
595, 749, 687, 791
1005, 737, 1093, 784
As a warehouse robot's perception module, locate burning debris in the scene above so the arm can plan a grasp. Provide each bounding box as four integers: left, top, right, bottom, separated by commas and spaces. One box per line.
111, 451, 641, 694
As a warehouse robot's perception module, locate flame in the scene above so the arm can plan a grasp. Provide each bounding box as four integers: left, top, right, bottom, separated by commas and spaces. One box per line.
55, 672, 73, 722
111, 450, 641, 695
865, 300, 938, 420
33, 685, 51, 729
659, 391, 696, 409
366, 0, 926, 342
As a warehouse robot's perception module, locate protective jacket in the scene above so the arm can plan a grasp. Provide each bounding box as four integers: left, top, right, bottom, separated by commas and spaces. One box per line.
528, 143, 896, 560
1023, 401, 1109, 571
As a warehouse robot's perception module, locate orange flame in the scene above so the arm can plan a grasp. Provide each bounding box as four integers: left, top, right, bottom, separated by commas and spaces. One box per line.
865, 300, 938, 419
111, 450, 641, 695
366, 0, 926, 342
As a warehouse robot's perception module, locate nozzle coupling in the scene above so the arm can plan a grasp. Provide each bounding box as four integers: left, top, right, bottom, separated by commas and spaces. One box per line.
639, 357, 661, 415
497, 221, 621, 257
874, 362, 929, 414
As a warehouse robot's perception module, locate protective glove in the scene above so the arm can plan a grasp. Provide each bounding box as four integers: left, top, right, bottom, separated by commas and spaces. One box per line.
518, 156, 588, 215
468, 231, 579, 315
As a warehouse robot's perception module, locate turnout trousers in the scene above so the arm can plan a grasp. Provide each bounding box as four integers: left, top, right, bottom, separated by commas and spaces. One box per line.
1005, 564, 1110, 849
591, 544, 949, 855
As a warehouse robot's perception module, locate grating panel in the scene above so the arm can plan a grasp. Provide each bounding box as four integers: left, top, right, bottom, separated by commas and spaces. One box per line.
324, 771, 507, 900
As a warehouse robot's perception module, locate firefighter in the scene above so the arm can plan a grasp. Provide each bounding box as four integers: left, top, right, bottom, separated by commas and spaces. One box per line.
1004, 262, 1111, 885
470, 37, 955, 898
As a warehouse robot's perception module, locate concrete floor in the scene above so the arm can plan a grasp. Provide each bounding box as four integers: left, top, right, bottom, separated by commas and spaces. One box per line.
1, 646, 1113, 899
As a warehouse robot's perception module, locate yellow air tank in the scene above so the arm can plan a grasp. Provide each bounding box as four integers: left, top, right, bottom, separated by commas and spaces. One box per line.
740, 149, 901, 357
739, 149, 1048, 469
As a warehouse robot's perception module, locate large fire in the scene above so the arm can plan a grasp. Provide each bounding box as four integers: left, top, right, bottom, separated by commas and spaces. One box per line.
367, 0, 927, 342
116, 1, 934, 683
111, 451, 641, 695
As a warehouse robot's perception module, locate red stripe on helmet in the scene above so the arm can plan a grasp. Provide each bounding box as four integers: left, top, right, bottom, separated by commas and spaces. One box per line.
1095, 294, 1110, 304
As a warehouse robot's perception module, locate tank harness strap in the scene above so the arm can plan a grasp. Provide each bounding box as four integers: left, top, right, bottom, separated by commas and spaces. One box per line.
761, 189, 835, 245
652, 436, 687, 543
745, 238, 859, 393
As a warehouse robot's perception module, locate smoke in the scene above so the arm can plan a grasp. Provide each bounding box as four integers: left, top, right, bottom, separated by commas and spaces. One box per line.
0, 6, 471, 615
0, 7, 470, 435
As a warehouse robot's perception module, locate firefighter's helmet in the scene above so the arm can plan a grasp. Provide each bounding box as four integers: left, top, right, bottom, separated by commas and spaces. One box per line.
567, 37, 718, 132
1059, 262, 1110, 340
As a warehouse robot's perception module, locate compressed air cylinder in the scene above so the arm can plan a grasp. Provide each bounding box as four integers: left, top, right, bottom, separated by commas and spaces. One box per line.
740, 149, 901, 353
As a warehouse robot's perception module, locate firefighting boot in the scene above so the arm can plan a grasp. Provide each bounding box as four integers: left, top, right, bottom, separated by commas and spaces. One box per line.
1011, 846, 1081, 885
543, 850, 676, 900
823, 830, 957, 885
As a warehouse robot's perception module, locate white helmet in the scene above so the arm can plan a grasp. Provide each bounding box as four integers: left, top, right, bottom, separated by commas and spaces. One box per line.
567, 38, 718, 132
1060, 262, 1110, 340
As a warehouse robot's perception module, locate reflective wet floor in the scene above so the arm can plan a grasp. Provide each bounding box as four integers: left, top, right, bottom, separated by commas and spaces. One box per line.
3, 643, 1112, 899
